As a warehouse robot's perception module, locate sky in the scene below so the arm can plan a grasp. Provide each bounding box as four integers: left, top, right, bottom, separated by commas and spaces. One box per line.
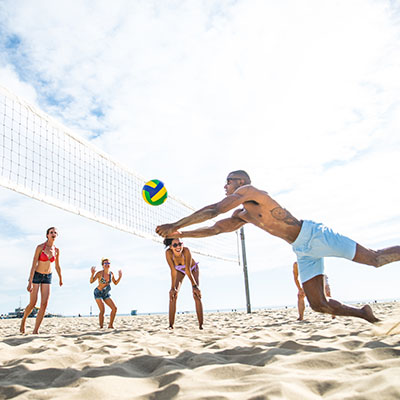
0, 0, 399, 318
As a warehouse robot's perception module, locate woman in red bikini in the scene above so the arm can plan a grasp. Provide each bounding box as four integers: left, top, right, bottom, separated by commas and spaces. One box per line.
164, 238, 203, 329
20, 227, 63, 334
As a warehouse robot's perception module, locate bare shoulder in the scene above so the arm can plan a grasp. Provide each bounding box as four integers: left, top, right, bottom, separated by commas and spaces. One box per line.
165, 248, 173, 259
34, 243, 44, 254
235, 184, 271, 203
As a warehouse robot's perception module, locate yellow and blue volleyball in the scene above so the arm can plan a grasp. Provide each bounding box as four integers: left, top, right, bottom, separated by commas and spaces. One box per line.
142, 179, 168, 206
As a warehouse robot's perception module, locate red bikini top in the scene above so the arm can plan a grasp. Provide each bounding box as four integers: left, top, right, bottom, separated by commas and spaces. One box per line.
39, 243, 56, 262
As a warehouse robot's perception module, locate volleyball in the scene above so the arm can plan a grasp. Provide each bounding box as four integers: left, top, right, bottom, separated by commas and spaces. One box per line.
142, 179, 168, 206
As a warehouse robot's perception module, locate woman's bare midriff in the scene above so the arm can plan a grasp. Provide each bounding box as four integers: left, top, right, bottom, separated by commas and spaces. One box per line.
36, 261, 52, 274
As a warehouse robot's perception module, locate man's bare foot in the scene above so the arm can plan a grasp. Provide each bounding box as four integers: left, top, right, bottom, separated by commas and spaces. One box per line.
168, 325, 174, 330
297, 317, 303, 321
108, 325, 114, 329
199, 325, 203, 330
362, 305, 380, 323
32, 330, 38, 334
20, 320, 25, 334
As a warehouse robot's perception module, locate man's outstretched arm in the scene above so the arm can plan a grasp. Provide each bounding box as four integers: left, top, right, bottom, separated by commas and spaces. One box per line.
168, 215, 247, 239
156, 190, 249, 237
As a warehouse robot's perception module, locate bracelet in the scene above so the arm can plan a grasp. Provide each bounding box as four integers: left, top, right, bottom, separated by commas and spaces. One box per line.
192, 284, 199, 289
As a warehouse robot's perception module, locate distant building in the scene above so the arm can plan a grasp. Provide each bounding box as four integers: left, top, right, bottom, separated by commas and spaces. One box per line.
7, 307, 38, 319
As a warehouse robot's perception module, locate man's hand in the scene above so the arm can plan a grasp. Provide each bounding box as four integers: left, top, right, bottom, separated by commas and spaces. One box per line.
27, 282, 33, 292
156, 224, 181, 238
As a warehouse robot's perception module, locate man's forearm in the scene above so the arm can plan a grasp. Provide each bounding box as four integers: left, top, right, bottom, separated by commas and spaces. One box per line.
180, 226, 219, 238
173, 205, 219, 230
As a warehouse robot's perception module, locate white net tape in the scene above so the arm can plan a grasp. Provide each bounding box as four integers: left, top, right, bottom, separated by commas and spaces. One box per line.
0, 85, 239, 262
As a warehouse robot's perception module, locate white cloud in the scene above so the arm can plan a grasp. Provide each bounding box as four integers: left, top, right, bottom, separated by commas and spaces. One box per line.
0, 66, 38, 104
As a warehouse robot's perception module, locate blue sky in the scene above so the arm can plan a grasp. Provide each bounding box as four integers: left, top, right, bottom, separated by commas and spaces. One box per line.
0, 0, 399, 317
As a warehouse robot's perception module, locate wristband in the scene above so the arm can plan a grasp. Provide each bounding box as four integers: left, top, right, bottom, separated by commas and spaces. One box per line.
192, 284, 199, 289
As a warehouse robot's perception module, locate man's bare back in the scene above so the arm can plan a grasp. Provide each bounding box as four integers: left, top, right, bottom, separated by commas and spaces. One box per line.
232, 185, 302, 244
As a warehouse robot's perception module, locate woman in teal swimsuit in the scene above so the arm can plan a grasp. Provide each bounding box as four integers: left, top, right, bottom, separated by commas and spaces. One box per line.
164, 238, 203, 329
90, 258, 122, 329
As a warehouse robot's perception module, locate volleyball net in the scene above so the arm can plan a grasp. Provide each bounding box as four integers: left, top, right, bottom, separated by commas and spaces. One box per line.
0, 85, 239, 262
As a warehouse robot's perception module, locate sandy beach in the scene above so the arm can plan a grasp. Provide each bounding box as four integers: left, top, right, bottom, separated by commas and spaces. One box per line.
1, 302, 400, 400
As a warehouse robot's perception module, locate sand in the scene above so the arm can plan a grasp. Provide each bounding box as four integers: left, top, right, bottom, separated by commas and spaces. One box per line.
1, 302, 400, 400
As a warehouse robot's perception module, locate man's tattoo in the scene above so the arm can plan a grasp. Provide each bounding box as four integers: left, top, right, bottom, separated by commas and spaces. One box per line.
270, 207, 301, 226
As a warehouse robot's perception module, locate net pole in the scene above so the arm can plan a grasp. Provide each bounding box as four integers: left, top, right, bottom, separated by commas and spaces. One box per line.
240, 227, 251, 313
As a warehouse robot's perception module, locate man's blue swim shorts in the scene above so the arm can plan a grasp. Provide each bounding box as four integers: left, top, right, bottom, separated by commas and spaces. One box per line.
292, 220, 357, 283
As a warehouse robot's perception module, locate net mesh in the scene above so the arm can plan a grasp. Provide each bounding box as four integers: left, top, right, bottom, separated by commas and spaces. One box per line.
0, 85, 239, 262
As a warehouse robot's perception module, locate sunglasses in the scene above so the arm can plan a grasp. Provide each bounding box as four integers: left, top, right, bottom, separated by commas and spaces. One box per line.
172, 242, 183, 248
103, 262, 110, 265
226, 178, 241, 184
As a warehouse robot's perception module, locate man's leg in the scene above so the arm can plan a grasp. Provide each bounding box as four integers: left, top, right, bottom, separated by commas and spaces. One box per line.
323, 277, 335, 320
353, 244, 400, 267
303, 275, 379, 323
297, 291, 305, 321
